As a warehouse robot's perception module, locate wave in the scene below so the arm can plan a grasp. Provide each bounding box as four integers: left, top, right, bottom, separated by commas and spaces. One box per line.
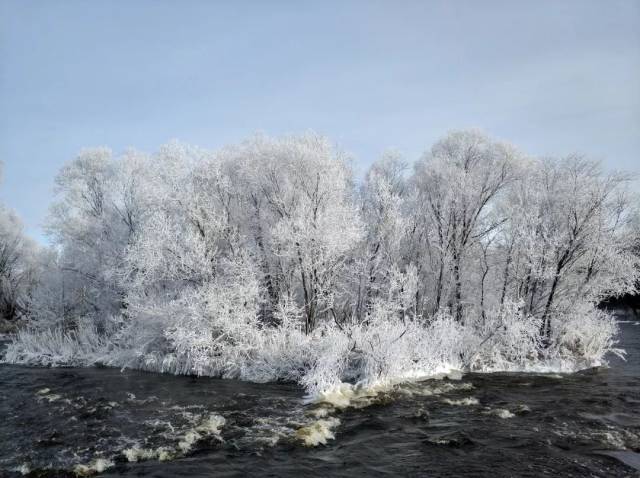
73, 458, 115, 476
295, 417, 341, 446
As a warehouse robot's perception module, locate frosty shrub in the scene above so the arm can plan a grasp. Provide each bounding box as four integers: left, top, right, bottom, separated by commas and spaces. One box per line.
550, 304, 624, 366
4, 318, 112, 366
464, 300, 542, 371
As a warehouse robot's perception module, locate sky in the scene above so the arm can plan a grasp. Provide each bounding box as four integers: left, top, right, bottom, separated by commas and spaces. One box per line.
1, 0, 639, 243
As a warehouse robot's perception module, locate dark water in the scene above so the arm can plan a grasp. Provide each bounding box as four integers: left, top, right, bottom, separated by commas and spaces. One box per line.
1, 310, 640, 477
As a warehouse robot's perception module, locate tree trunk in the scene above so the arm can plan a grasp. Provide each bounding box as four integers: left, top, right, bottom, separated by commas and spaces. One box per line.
499, 242, 513, 307
434, 258, 444, 314
452, 252, 463, 322
540, 267, 561, 347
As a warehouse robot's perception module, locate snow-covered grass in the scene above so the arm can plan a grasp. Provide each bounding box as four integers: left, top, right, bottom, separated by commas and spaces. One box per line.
3, 319, 111, 367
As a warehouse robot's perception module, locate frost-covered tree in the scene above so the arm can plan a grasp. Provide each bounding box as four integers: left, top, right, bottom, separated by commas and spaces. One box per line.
496, 156, 639, 344
123, 135, 362, 337
357, 152, 413, 321
6, 131, 638, 395
44, 148, 148, 329
240, 134, 363, 332
412, 130, 520, 320
0, 163, 42, 326
0, 206, 39, 323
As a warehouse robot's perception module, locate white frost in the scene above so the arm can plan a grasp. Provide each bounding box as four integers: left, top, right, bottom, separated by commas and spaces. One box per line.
3, 131, 636, 398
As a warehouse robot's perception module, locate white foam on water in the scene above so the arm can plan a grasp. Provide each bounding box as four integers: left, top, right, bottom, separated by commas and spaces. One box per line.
169, 404, 205, 410
312, 383, 383, 409
401, 381, 475, 398
242, 414, 307, 448
177, 413, 225, 453
600, 431, 627, 449
125, 392, 159, 404
123, 446, 174, 462
144, 418, 176, 433
123, 446, 157, 462
177, 430, 201, 453
442, 397, 479, 406
34, 387, 63, 402
251, 424, 292, 447
11, 463, 30, 475
41, 393, 62, 402
309, 367, 465, 410
426, 438, 450, 445
197, 414, 226, 435
309, 406, 332, 418
121, 412, 225, 463
73, 458, 115, 476
156, 448, 173, 461
553, 425, 640, 451
485, 408, 515, 419
295, 417, 340, 446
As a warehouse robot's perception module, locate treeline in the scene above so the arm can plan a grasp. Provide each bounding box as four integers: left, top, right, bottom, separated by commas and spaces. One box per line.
0, 163, 43, 330
2, 131, 638, 392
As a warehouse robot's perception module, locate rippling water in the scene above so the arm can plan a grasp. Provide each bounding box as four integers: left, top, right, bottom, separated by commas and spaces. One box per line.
2, 309, 640, 477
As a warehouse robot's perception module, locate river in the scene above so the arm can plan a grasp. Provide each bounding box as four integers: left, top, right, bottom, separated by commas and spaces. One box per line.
1, 309, 639, 477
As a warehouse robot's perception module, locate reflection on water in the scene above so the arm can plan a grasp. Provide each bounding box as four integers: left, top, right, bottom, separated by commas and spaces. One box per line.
1, 309, 639, 477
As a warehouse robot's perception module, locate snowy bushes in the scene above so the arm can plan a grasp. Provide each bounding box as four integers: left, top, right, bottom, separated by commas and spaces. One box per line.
3, 131, 638, 396
550, 304, 624, 366
464, 300, 542, 371
349, 314, 464, 386
4, 319, 111, 366
0, 300, 625, 395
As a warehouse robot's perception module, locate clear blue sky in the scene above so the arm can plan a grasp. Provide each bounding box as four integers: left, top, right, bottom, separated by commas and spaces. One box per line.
1, 0, 639, 242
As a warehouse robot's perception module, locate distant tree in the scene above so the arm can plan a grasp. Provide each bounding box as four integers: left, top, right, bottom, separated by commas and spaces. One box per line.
44, 148, 147, 329
0, 163, 41, 325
